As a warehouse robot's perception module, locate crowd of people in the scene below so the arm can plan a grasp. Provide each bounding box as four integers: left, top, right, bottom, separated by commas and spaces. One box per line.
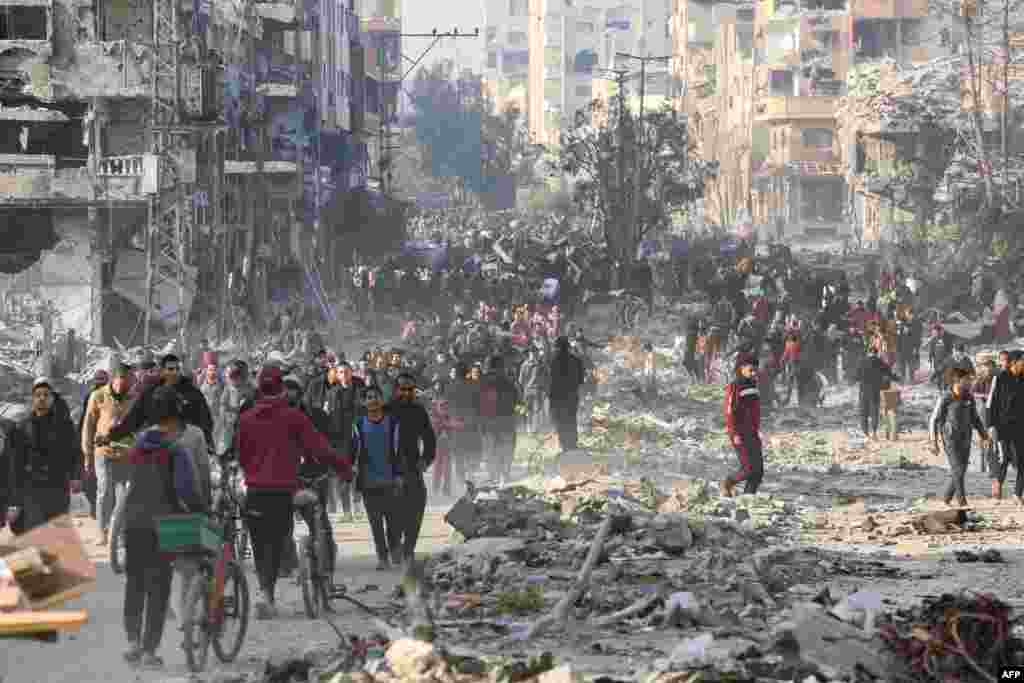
3, 210, 1024, 667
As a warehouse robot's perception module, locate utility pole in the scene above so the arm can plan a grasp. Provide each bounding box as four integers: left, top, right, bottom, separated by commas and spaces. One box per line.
616, 53, 671, 255
1002, 0, 1009, 206
596, 66, 630, 283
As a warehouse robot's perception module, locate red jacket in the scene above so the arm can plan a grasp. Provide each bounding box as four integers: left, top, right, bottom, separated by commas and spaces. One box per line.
724, 378, 761, 438
238, 398, 352, 491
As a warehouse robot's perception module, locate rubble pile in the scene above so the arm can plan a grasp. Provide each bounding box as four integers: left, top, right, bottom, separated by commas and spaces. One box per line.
304, 478, 945, 682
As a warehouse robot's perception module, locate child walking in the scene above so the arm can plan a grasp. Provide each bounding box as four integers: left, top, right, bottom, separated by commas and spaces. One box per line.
930, 367, 990, 507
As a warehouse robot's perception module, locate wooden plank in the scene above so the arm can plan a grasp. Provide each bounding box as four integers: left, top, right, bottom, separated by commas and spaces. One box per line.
0, 610, 88, 636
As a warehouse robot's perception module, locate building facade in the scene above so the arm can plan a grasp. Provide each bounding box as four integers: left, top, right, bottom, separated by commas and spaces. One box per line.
0, 0, 388, 345
484, 0, 672, 144
671, 0, 952, 241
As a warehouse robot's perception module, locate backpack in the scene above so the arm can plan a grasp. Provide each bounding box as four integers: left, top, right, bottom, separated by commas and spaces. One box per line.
171, 444, 200, 511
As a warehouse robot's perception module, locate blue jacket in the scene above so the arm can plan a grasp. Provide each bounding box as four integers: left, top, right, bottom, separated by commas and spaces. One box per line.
351, 415, 401, 491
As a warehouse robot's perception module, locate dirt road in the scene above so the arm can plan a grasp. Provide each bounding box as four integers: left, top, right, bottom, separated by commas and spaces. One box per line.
0, 507, 455, 683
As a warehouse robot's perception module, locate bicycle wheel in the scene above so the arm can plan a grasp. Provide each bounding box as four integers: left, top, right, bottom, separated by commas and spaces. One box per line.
109, 497, 127, 575
298, 536, 321, 619
316, 533, 335, 613
212, 560, 249, 663
183, 570, 212, 673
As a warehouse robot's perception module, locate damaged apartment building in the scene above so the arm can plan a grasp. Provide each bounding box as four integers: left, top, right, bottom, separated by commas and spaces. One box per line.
0, 0, 391, 346
671, 0, 947, 240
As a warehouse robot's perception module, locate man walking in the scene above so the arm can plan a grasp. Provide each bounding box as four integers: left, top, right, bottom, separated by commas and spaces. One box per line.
325, 361, 365, 519
988, 350, 1024, 503
8, 378, 79, 534
479, 356, 519, 481
857, 347, 898, 441
353, 386, 401, 569
387, 373, 436, 566
82, 364, 135, 546
237, 366, 351, 618
720, 353, 763, 497
548, 337, 585, 452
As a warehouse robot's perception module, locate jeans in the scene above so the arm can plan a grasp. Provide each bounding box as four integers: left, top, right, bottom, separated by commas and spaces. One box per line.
245, 490, 293, 600
397, 478, 427, 561
731, 433, 764, 495
96, 456, 129, 532
991, 437, 1014, 482
327, 474, 360, 515
943, 440, 970, 502
362, 485, 402, 562
123, 528, 172, 653
859, 394, 880, 436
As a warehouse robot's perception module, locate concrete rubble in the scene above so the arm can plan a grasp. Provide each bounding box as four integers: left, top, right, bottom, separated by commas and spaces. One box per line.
217, 466, 1024, 683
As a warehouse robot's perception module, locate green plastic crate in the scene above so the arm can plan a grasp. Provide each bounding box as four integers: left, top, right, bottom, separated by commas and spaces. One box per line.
156, 514, 223, 554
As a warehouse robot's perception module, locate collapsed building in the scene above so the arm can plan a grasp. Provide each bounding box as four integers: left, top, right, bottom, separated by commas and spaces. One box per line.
0, 0, 400, 347
670, 0, 953, 241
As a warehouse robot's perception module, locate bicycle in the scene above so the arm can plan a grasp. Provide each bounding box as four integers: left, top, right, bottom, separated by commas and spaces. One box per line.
177, 453, 251, 673
294, 471, 344, 619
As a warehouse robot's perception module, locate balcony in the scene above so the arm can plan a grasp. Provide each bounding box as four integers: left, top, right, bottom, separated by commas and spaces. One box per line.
224, 160, 298, 174
256, 82, 298, 97
755, 95, 837, 121
60, 42, 150, 98
0, 153, 160, 203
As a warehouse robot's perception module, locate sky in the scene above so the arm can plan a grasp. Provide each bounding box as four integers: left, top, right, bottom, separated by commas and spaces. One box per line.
402, 0, 486, 73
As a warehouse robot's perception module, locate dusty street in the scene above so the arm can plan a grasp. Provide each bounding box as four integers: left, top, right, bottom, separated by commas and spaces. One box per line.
0, 508, 455, 683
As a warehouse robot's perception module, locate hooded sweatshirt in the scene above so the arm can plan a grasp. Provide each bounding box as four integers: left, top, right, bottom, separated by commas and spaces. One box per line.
123, 428, 194, 532
237, 397, 352, 491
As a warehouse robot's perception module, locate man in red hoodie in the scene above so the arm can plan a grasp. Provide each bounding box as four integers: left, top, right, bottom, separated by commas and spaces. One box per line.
720, 352, 763, 498
237, 366, 352, 619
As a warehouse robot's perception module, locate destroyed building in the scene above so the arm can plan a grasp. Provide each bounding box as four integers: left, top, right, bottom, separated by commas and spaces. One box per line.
670, 0, 955, 241
0, 0, 400, 346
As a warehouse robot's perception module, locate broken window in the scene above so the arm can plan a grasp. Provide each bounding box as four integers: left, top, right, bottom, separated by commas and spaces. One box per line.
802, 128, 833, 147
0, 6, 48, 40
800, 179, 843, 221
769, 69, 794, 96
0, 120, 87, 166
